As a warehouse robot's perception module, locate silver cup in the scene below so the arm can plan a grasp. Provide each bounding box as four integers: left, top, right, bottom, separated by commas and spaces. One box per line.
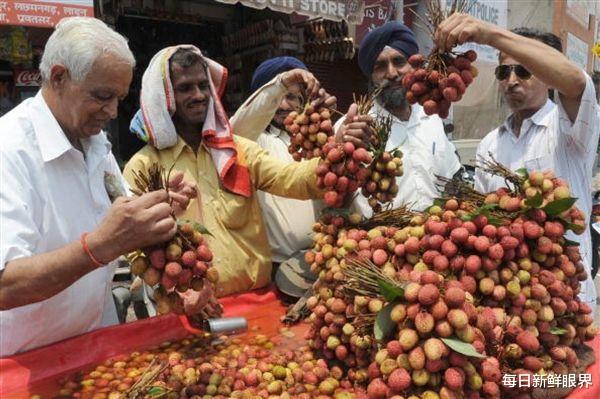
203, 317, 248, 334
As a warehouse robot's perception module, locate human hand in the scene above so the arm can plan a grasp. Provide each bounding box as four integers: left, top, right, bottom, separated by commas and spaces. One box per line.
167, 170, 197, 216
281, 68, 321, 100
88, 190, 177, 263
334, 103, 374, 148
434, 13, 497, 52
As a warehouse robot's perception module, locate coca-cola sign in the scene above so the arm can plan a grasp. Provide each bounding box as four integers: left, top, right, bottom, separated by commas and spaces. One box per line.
15, 70, 40, 86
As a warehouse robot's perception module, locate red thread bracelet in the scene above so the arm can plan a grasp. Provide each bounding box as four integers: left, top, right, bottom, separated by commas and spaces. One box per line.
80, 233, 105, 268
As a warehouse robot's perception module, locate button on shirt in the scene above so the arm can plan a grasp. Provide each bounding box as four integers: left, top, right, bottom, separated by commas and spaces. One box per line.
0, 92, 122, 356
475, 72, 600, 307
255, 126, 320, 263
335, 103, 461, 216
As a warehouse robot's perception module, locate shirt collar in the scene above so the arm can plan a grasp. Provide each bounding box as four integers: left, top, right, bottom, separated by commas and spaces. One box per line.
499, 99, 555, 136
30, 91, 112, 163
267, 125, 286, 138
169, 136, 211, 161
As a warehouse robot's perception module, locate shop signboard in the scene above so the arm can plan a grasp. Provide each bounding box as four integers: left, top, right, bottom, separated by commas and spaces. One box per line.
444, 0, 507, 64
15, 69, 40, 86
0, 1, 94, 28
567, 32, 590, 71
355, 0, 393, 45
215, 0, 365, 24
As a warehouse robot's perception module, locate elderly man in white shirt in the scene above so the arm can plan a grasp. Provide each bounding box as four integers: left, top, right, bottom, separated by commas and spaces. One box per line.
335, 21, 461, 216
435, 16, 600, 308
0, 18, 193, 356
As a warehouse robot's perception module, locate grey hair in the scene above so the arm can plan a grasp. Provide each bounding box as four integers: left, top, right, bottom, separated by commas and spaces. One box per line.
40, 17, 135, 82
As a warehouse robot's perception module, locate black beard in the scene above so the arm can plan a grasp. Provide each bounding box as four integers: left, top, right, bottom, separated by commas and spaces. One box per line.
379, 86, 407, 109
370, 79, 408, 110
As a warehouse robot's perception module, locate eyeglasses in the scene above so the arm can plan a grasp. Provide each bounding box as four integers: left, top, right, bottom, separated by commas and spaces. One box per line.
494, 64, 532, 81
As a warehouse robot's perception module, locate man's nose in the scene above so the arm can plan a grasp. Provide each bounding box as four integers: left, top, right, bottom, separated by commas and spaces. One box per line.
104, 97, 118, 119
507, 69, 520, 84
192, 85, 208, 101
385, 62, 399, 80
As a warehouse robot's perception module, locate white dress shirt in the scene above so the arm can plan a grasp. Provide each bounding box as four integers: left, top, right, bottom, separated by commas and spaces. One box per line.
0, 92, 122, 356
256, 126, 319, 262
475, 72, 600, 307
335, 102, 462, 216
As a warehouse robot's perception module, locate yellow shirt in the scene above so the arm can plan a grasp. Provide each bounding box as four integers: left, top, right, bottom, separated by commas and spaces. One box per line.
123, 135, 321, 297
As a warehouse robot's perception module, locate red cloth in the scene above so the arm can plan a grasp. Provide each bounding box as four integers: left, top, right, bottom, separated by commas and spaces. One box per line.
1, 287, 598, 398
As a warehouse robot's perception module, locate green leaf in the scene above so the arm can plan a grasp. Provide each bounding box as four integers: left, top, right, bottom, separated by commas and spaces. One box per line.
486, 216, 504, 227
377, 279, 404, 302
148, 387, 167, 397
563, 238, 580, 247
441, 337, 487, 358
515, 167, 528, 177
461, 213, 473, 221
543, 197, 578, 217
193, 222, 213, 237
525, 192, 544, 208
550, 327, 567, 335
178, 220, 214, 237
479, 203, 499, 212
374, 303, 396, 342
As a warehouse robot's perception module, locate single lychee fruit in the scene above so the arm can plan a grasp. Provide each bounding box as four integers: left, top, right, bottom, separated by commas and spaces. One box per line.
415, 311, 435, 334
418, 284, 440, 306
450, 227, 469, 244
423, 338, 445, 361
444, 367, 465, 390
149, 249, 166, 269
387, 368, 411, 393
398, 328, 419, 351
386, 340, 403, 358
181, 250, 197, 267
366, 378, 389, 399
165, 262, 183, 278
448, 309, 469, 329
196, 245, 213, 262
408, 346, 426, 370
516, 330, 540, 352
444, 286, 466, 308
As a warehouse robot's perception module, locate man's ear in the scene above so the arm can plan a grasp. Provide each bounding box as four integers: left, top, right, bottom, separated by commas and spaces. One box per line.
48, 65, 70, 91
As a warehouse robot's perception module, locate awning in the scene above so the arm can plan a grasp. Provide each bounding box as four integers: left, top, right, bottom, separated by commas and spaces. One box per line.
215, 0, 365, 24
0, 1, 94, 28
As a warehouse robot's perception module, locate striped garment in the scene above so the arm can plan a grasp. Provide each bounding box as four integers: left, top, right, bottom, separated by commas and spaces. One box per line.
129, 45, 251, 197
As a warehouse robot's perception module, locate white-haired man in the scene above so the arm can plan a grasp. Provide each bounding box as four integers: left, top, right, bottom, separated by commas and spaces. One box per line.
0, 17, 192, 356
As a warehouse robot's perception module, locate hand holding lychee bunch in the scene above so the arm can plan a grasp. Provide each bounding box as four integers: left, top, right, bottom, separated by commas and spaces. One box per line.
402, 50, 478, 118
130, 221, 221, 317
128, 163, 221, 318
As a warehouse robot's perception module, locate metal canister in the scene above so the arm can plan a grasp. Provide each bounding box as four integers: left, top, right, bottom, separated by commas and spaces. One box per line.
203, 317, 248, 335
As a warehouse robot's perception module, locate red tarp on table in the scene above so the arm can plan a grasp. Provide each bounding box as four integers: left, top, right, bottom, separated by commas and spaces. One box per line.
1, 287, 598, 398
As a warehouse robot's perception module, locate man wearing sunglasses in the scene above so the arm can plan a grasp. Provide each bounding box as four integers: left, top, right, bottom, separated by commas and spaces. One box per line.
435, 14, 600, 309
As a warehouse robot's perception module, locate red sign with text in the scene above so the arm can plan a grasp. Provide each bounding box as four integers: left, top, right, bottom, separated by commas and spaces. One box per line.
0, 1, 94, 28
355, 0, 393, 45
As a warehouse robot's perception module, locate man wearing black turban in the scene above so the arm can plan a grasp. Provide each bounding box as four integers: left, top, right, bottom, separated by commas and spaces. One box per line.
235, 57, 336, 281
335, 21, 461, 215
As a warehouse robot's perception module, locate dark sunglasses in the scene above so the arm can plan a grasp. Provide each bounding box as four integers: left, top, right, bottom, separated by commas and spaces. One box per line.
495, 64, 532, 81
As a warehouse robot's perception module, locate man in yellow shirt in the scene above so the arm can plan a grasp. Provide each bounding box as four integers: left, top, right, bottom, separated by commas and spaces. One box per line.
124, 45, 325, 297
